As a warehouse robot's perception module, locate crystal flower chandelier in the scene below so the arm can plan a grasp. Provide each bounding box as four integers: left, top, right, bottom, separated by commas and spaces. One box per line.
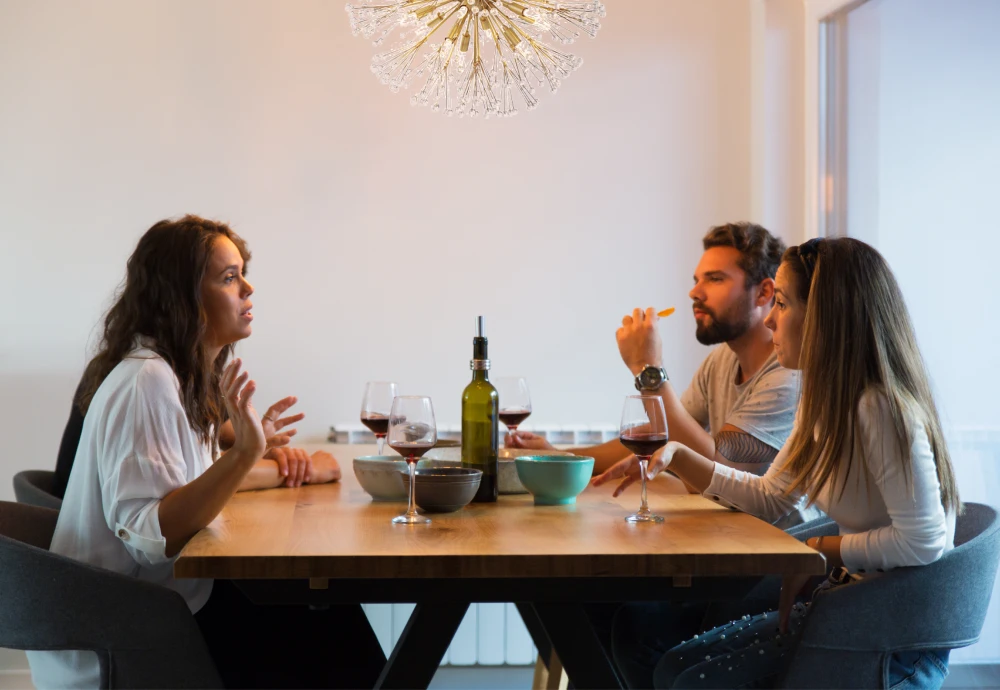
345, 0, 606, 118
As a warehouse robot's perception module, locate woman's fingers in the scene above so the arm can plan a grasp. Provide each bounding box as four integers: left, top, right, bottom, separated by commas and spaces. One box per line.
222, 359, 241, 391
613, 474, 638, 497
227, 371, 249, 408
271, 447, 289, 477
274, 413, 305, 430
238, 379, 257, 416
647, 451, 669, 479
267, 433, 293, 449
590, 455, 638, 487
296, 449, 309, 487
265, 395, 298, 418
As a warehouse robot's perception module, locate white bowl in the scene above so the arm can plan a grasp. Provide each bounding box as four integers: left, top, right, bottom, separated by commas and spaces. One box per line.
353, 456, 429, 501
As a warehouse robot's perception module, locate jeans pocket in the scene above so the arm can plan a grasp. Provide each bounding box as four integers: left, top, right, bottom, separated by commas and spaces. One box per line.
888, 650, 950, 690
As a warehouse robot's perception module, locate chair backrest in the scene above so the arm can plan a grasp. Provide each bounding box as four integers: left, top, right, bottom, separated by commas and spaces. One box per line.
13, 470, 63, 511
781, 502, 1000, 688
0, 501, 221, 688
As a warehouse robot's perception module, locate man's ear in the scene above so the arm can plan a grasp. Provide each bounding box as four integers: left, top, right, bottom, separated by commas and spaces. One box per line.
757, 278, 776, 307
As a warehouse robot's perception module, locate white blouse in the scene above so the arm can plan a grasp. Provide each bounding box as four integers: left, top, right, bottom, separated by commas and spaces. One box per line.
28, 343, 214, 689
704, 389, 955, 572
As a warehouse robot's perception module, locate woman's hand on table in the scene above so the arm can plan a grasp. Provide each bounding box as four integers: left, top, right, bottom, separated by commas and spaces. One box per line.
504, 430, 555, 451
265, 446, 312, 487
305, 450, 341, 484
590, 442, 682, 496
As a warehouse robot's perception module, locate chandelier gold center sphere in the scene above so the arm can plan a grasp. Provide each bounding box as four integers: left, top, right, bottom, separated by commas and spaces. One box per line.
345, 0, 606, 118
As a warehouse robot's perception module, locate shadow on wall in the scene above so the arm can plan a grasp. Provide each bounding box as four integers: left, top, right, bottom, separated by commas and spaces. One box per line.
0, 372, 81, 502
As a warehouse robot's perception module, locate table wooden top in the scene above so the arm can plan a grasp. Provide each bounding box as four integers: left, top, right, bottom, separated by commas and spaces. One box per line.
175, 444, 826, 580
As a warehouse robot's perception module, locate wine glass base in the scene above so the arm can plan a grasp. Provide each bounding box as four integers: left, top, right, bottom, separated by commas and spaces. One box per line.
392, 513, 431, 525
625, 511, 664, 524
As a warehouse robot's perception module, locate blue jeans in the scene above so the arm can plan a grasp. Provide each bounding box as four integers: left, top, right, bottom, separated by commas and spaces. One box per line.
652, 605, 950, 689
889, 649, 950, 690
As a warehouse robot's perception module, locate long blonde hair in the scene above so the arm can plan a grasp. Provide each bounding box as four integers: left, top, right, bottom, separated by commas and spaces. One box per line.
782, 238, 960, 513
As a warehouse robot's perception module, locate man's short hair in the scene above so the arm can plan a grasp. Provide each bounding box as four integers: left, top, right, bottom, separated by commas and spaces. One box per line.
702, 222, 786, 288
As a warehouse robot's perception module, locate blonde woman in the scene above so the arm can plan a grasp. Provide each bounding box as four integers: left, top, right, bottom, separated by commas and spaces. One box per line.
596, 237, 959, 688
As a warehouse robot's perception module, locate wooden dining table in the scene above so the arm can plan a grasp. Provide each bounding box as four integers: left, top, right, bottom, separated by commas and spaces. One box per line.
175, 444, 826, 689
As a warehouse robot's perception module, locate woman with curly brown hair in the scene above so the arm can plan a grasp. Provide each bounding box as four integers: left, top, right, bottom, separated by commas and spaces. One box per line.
28, 215, 384, 689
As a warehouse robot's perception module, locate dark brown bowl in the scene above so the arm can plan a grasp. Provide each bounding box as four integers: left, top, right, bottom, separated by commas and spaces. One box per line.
401, 467, 482, 513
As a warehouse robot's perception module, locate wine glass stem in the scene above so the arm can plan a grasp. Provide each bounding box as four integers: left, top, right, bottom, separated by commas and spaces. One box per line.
377, 436, 385, 455
638, 457, 650, 514
406, 458, 417, 517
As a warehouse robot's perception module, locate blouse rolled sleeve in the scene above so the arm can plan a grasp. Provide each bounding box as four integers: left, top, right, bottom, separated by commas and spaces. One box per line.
98, 364, 194, 567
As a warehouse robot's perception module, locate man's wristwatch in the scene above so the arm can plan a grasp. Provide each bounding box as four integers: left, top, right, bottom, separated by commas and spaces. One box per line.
634, 364, 668, 391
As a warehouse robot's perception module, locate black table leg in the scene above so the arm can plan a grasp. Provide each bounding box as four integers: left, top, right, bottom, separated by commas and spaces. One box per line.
374, 601, 470, 690
515, 602, 553, 670
532, 602, 624, 690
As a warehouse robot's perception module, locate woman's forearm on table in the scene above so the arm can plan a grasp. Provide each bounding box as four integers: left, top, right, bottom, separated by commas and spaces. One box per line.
667, 444, 718, 494
158, 447, 258, 557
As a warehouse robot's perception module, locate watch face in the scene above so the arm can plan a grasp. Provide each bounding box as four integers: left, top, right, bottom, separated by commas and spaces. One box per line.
640, 367, 663, 388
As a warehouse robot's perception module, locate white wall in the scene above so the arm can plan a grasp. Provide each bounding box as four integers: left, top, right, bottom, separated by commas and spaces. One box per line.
0, 0, 775, 501
762, 0, 806, 238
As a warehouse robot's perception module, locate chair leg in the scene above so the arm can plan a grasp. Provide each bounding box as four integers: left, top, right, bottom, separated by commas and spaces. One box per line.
546, 649, 569, 690
532, 654, 549, 690
533, 650, 569, 690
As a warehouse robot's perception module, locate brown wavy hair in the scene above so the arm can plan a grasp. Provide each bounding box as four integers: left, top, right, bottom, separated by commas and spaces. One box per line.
79, 215, 251, 447
781, 237, 960, 513
702, 222, 786, 289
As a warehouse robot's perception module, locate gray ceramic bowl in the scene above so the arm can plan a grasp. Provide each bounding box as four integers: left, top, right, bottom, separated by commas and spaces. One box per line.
353, 456, 429, 501
401, 467, 482, 513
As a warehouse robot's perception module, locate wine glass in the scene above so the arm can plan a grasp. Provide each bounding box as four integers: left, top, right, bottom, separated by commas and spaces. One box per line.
619, 395, 668, 523
497, 376, 532, 446
387, 396, 437, 525
361, 381, 398, 455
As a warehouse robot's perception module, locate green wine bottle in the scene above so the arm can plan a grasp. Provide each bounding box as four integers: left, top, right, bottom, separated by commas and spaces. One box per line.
462, 315, 499, 503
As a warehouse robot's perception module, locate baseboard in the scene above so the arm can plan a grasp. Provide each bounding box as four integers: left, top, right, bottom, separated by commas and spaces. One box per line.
0, 671, 32, 690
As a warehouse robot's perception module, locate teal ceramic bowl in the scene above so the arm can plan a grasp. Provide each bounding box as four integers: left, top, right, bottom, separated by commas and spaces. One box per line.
514, 455, 595, 506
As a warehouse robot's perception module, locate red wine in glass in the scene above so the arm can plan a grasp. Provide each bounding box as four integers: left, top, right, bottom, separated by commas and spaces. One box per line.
361, 414, 390, 437
619, 396, 668, 523
387, 441, 435, 463
387, 396, 436, 525
361, 382, 398, 454
619, 433, 668, 458
499, 409, 532, 429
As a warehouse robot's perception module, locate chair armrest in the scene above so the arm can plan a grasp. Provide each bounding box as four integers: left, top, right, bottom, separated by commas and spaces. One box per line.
786, 516, 838, 542
0, 537, 220, 688
798, 562, 991, 652
13, 471, 63, 512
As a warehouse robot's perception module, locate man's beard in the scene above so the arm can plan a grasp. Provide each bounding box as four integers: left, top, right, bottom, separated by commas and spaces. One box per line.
694, 294, 753, 345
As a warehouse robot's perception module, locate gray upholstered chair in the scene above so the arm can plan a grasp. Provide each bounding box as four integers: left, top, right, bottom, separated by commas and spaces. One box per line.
787, 514, 839, 542
780, 502, 1000, 689
13, 470, 63, 511
0, 501, 222, 689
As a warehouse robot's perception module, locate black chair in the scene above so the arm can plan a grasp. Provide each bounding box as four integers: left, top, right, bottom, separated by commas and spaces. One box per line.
0, 501, 222, 689
781, 502, 1000, 688
13, 469, 62, 511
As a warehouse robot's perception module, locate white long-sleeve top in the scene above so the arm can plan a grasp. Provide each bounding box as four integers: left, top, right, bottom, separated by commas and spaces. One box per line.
27, 342, 213, 689
704, 389, 955, 572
